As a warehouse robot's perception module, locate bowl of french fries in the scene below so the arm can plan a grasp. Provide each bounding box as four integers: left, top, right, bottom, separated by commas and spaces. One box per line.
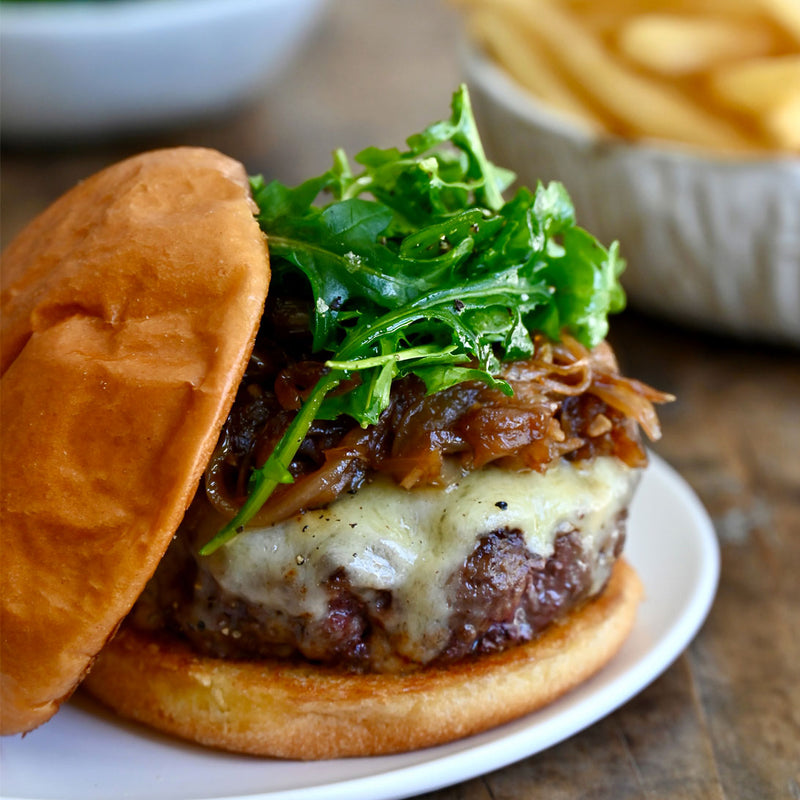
456, 0, 800, 344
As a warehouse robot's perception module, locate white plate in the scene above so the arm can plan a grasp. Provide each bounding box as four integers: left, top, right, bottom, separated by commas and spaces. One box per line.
0, 453, 718, 800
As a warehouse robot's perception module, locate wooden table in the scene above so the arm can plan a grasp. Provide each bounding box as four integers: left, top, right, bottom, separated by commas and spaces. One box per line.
2, 2, 798, 798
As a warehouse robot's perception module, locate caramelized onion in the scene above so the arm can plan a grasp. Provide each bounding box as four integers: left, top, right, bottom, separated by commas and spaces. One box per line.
250, 434, 374, 527
203, 326, 673, 527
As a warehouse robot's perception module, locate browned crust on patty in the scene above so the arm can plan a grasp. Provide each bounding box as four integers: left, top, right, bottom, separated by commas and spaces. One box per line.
0, 148, 270, 735
81, 559, 642, 759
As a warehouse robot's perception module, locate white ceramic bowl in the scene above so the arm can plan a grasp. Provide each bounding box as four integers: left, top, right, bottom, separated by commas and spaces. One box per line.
462, 42, 800, 346
0, 0, 327, 140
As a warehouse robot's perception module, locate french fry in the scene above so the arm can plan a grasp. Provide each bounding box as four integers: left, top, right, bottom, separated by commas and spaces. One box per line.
759, 0, 800, 44
616, 14, 775, 76
567, 0, 770, 21
454, 0, 800, 153
708, 54, 800, 114
765, 90, 800, 148
487, 0, 756, 151
467, 9, 604, 131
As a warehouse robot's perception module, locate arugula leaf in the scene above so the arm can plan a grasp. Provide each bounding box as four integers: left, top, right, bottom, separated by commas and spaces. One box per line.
199, 84, 625, 555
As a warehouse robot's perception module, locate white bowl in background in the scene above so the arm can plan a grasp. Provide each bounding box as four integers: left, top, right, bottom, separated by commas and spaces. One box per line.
462, 41, 800, 346
0, 0, 327, 140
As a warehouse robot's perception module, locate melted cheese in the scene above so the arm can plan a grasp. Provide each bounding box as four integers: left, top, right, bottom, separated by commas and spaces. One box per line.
197, 457, 639, 663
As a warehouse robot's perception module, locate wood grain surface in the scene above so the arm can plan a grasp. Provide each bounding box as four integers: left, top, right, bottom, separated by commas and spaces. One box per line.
2, 1, 798, 798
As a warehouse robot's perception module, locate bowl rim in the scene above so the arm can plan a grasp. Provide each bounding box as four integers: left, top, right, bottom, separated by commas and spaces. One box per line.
460, 36, 800, 171
0, 0, 318, 34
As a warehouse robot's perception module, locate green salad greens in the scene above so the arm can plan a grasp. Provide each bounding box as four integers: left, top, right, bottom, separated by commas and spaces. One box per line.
200, 84, 625, 555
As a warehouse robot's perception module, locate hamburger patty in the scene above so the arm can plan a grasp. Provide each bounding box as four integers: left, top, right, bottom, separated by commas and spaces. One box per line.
132, 458, 636, 673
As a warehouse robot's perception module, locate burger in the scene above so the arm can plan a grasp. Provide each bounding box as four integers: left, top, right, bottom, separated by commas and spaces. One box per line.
0, 86, 671, 759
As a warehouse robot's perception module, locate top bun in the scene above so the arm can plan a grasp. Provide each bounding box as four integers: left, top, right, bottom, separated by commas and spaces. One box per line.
0, 148, 270, 734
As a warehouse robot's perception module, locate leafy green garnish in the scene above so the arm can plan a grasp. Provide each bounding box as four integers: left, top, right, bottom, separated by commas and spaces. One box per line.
199, 84, 625, 555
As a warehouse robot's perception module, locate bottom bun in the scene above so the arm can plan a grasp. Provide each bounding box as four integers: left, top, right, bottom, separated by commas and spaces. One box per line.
82, 559, 642, 759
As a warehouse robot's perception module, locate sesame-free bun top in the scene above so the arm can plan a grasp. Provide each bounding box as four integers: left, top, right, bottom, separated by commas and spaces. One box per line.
0, 148, 270, 735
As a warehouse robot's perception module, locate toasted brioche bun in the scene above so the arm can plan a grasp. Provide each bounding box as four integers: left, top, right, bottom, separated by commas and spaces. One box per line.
0, 148, 270, 735
82, 559, 642, 759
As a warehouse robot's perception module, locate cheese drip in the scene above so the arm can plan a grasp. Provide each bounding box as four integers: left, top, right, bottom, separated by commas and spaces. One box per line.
193, 457, 639, 664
